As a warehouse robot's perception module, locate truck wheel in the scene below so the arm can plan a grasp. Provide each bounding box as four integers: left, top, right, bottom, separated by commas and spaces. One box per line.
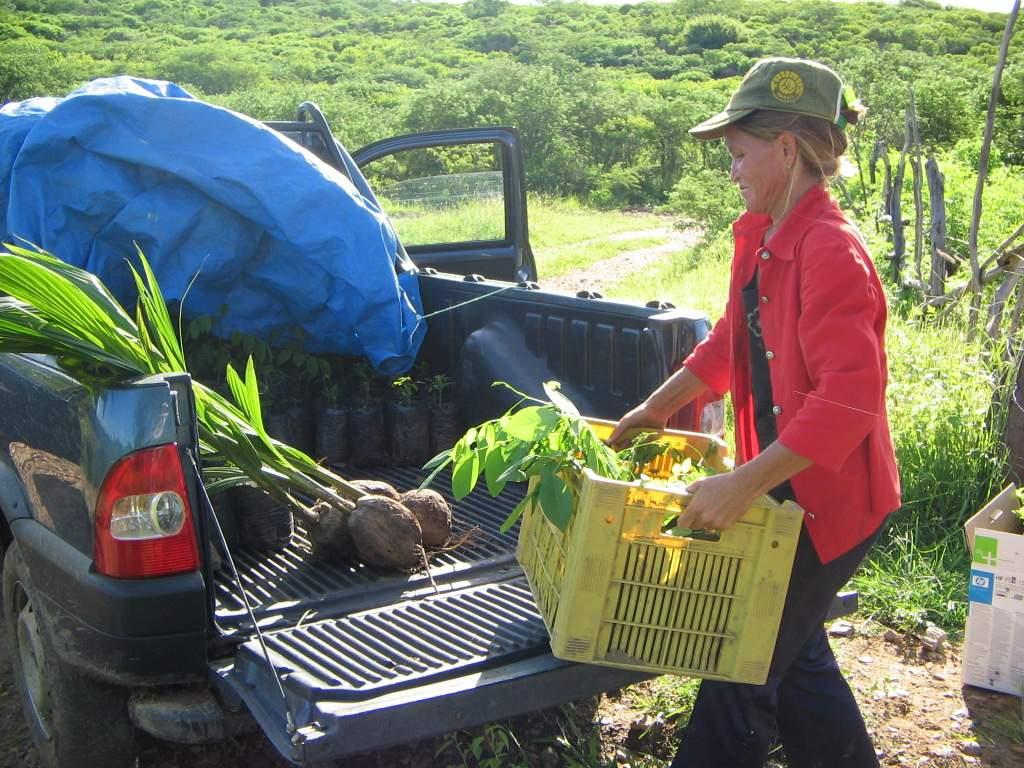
2, 542, 136, 768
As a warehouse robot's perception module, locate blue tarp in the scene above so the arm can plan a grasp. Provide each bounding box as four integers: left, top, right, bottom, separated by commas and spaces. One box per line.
0, 77, 424, 374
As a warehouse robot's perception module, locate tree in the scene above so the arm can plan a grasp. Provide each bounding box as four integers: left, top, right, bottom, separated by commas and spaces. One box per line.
683, 14, 741, 50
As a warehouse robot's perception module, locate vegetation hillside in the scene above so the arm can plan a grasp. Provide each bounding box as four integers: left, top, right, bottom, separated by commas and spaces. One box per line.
1, 0, 1020, 208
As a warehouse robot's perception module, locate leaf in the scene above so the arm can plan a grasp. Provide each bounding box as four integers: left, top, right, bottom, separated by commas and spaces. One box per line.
0, 247, 150, 372
537, 470, 573, 531
419, 453, 453, 490
451, 449, 481, 500
543, 380, 580, 416
242, 356, 266, 434
499, 495, 531, 534
503, 405, 560, 441
128, 247, 188, 372
423, 449, 452, 471
484, 447, 508, 497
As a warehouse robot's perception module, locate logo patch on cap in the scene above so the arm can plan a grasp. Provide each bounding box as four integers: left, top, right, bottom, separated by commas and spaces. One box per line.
770, 71, 804, 102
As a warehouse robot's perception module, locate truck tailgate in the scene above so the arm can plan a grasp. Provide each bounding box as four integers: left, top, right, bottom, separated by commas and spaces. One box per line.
210, 472, 649, 765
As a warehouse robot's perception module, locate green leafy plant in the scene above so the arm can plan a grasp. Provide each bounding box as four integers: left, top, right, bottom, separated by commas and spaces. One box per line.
427, 373, 454, 407
278, 341, 331, 385
423, 381, 710, 534
319, 380, 341, 409
435, 722, 530, 768
350, 359, 378, 405
391, 374, 418, 406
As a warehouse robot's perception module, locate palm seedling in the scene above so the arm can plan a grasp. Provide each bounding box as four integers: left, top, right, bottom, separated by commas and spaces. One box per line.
0, 243, 420, 565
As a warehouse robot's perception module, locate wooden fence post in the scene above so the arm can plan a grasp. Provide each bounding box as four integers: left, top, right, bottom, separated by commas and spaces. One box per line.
890, 113, 910, 284
926, 154, 948, 298
869, 140, 883, 187
968, 0, 1020, 338
909, 89, 925, 285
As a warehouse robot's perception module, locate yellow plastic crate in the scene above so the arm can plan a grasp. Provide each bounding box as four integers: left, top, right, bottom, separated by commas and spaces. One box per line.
515, 420, 803, 684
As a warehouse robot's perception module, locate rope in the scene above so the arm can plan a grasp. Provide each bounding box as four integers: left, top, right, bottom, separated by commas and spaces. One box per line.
418, 284, 519, 320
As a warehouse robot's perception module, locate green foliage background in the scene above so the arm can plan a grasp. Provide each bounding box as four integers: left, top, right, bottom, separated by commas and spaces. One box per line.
1, 0, 1020, 208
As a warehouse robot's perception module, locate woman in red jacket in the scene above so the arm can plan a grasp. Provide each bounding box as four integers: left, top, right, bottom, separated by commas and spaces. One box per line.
610, 57, 900, 768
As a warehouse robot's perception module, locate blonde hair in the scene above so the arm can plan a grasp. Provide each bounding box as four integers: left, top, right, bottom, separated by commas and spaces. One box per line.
735, 107, 864, 179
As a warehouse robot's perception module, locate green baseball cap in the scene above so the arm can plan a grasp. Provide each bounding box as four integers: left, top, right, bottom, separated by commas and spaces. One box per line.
690, 57, 857, 140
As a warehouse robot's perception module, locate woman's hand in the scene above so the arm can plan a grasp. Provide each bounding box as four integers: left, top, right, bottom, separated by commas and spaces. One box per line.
606, 401, 669, 447
677, 472, 760, 533
607, 367, 711, 447
678, 443, 813, 532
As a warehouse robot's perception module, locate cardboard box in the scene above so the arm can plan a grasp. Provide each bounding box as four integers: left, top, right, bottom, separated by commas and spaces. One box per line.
962, 484, 1024, 697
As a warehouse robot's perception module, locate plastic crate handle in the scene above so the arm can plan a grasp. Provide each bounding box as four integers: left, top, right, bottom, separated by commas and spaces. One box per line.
630, 485, 724, 542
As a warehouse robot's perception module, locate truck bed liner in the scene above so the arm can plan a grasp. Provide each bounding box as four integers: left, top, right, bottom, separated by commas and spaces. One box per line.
209, 471, 649, 766
213, 468, 524, 634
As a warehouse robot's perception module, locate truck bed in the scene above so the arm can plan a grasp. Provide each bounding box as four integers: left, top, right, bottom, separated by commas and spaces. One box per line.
206, 273, 710, 763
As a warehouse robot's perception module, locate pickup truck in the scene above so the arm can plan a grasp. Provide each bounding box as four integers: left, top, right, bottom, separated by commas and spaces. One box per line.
0, 103, 852, 768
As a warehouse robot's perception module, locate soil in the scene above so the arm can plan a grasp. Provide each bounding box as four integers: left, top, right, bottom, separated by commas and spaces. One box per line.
540, 227, 701, 297
0, 605, 1020, 767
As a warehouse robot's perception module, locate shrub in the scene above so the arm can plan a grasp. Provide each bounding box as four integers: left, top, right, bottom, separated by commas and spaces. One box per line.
683, 15, 742, 51
661, 168, 741, 236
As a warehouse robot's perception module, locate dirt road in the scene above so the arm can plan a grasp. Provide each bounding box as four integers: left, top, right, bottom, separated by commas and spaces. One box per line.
539, 227, 700, 297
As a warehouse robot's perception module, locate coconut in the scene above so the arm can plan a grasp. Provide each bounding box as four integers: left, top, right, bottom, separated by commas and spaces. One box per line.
303, 500, 354, 561
349, 479, 401, 501
400, 489, 452, 549
349, 495, 423, 569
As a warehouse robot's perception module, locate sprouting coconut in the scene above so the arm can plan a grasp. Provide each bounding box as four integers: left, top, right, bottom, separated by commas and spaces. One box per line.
349, 495, 423, 569
350, 479, 401, 501
301, 499, 355, 561
400, 489, 452, 549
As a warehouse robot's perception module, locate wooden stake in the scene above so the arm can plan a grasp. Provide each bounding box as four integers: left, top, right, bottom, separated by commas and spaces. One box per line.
926, 154, 948, 298
890, 114, 910, 284
967, 0, 1020, 338
909, 89, 925, 286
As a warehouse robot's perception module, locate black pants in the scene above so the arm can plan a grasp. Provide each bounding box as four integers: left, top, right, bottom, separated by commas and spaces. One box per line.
670, 522, 885, 768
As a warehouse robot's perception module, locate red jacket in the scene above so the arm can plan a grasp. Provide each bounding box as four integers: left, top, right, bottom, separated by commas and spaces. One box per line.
684, 184, 900, 563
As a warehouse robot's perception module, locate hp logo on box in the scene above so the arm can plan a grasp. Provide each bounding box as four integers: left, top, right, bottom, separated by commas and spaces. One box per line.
969, 569, 995, 604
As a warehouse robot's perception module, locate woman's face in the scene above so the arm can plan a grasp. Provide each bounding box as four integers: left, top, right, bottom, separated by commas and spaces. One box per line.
723, 126, 791, 218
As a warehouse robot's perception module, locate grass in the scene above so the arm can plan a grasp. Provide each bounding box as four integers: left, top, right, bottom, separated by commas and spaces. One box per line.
380, 195, 504, 245
624, 677, 701, 726
528, 195, 667, 250
974, 704, 1024, 747
529, 195, 677, 279
537, 235, 668, 280
382, 192, 679, 283
855, 312, 1011, 630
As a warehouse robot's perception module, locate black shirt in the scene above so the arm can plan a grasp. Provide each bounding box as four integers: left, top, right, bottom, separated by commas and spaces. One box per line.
741, 267, 796, 504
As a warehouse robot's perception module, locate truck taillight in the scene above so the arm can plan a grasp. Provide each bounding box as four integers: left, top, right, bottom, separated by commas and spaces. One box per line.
94, 444, 199, 579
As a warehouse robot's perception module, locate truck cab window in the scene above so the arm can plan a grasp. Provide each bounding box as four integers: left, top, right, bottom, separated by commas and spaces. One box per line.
361, 143, 506, 247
